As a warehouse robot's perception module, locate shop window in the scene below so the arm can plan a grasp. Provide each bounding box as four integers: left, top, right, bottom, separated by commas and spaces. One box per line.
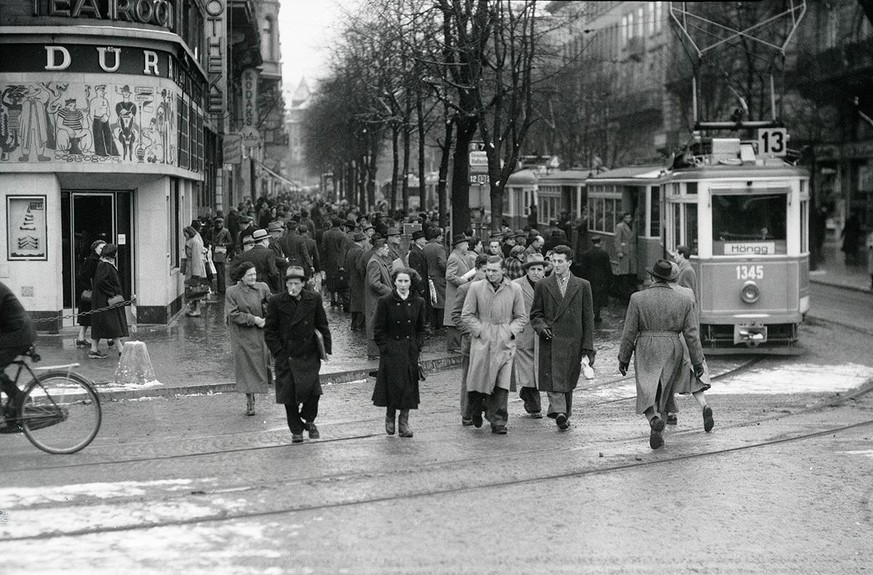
170, 180, 181, 268
649, 186, 660, 237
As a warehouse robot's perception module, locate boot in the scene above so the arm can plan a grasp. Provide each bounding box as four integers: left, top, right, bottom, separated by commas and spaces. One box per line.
245, 393, 255, 416
398, 409, 413, 438
385, 408, 396, 435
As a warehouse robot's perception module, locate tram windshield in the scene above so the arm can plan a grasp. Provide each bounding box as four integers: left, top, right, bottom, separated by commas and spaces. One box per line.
712, 193, 787, 255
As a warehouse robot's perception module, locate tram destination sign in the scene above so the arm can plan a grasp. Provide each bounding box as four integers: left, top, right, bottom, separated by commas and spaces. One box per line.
724, 242, 775, 256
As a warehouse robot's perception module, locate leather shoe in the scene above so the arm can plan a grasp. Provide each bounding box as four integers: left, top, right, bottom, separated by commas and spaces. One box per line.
461, 417, 473, 427
649, 416, 665, 449
472, 411, 483, 428
666, 413, 678, 425
306, 422, 320, 439
291, 433, 304, 443
556, 413, 569, 430
491, 425, 508, 435
703, 406, 714, 433
530, 411, 544, 419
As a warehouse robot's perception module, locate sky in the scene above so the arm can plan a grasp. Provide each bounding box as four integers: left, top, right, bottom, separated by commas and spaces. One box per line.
278, 0, 359, 100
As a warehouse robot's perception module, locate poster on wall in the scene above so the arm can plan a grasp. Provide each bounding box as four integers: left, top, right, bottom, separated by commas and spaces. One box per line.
7, 196, 47, 261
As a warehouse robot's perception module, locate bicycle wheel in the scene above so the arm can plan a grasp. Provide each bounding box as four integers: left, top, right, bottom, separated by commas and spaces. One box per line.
20, 371, 101, 454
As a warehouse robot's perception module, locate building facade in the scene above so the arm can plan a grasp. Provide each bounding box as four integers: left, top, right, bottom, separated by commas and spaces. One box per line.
0, 0, 262, 325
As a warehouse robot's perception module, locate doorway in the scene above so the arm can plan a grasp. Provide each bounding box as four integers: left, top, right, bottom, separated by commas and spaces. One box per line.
61, 191, 134, 326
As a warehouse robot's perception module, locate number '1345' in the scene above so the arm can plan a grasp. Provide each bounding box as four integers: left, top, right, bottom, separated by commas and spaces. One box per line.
737, 265, 763, 280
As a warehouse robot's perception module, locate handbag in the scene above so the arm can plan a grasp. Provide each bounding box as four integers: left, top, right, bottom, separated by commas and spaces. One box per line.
80, 289, 92, 303
107, 294, 125, 307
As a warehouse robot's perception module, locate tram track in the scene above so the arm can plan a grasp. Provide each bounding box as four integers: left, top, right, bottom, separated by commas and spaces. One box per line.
1, 357, 765, 474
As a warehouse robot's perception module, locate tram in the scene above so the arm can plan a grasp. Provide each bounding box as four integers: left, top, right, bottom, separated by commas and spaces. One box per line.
661, 137, 810, 354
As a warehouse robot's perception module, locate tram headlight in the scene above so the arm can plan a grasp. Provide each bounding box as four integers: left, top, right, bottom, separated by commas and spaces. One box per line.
740, 281, 760, 304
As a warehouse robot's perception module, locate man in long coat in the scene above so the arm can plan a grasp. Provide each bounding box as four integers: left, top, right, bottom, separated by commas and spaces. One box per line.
422, 227, 447, 332
264, 266, 332, 443
579, 236, 612, 322
461, 256, 528, 435
673, 245, 697, 294
239, 229, 281, 294
406, 230, 431, 333
451, 254, 488, 426
614, 211, 638, 299
345, 231, 367, 331
444, 233, 476, 352
617, 259, 705, 450
512, 253, 546, 418
365, 239, 393, 359
322, 217, 352, 309
530, 245, 595, 431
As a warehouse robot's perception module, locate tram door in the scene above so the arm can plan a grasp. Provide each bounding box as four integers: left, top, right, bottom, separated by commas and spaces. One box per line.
61, 191, 134, 326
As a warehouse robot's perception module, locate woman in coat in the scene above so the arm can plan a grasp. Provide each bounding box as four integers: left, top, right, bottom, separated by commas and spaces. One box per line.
75, 239, 106, 347
184, 225, 207, 317
89, 243, 128, 359
226, 261, 272, 416
372, 268, 426, 437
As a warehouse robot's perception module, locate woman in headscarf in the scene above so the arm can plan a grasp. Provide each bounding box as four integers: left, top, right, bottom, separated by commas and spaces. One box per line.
76, 239, 106, 347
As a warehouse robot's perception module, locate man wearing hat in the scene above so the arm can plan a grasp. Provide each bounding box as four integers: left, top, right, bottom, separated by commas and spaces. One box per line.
614, 211, 638, 299
237, 214, 256, 249
385, 227, 404, 269
617, 259, 706, 450
365, 238, 393, 359
264, 265, 332, 444
512, 253, 547, 418
422, 227, 447, 332
530, 245, 596, 431
444, 233, 477, 353
322, 218, 352, 309
237, 229, 281, 294
578, 236, 612, 322
212, 217, 233, 295
406, 229, 431, 333
345, 231, 368, 331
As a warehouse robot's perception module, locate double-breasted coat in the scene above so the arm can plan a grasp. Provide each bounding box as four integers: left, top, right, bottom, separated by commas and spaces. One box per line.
365, 254, 393, 340
264, 289, 331, 405
617, 283, 704, 414
422, 239, 447, 308
530, 273, 594, 393
225, 280, 272, 394
511, 276, 539, 388
372, 290, 426, 409
345, 243, 366, 314
91, 259, 129, 340
322, 227, 351, 290
613, 221, 637, 275
239, 245, 281, 294
461, 278, 528, 394
444, 249, 474, 326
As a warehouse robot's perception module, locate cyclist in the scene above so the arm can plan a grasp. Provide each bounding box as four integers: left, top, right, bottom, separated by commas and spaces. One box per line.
0, 281, 36, 421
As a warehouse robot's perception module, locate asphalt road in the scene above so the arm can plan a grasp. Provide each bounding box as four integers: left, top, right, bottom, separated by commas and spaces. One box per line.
1, 286, 872, 573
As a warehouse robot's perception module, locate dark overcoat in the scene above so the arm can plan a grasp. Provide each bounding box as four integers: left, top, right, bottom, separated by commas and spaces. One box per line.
407, 243, 429, 297
264, 290, 331, 405
91, 259, 129, 340
239, 245, 281, 294
579, 246, 612, 309
345, 243, 366, 313
372, 290, 426, 409
76, 252, 101, 327
365, 254, 393, 340
422, 239, 447, 308
530, 273, 594, 393
322, 227, 351, 288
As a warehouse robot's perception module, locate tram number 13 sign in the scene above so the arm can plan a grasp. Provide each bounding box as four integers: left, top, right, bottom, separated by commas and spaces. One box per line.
757, 128, 787, 157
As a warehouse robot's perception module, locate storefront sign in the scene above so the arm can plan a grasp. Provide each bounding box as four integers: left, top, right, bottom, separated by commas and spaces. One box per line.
724, 242, 775, 256
204, 0, 227, 126
7, 196, 47, 261
223, 133, 242, 164
0, 44, 174, 79
32, 0, 178, 33
241, 68, 258, 129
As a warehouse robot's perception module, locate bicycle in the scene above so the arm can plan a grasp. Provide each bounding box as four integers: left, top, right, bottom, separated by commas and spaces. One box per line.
0, 346, 102, 454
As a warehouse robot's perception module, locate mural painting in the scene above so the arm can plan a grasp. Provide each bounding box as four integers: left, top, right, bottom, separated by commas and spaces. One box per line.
0, 80, 177, 165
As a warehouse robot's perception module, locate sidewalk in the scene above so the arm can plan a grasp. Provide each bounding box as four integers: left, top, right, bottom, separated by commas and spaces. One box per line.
33, 299, 462, 400
809, 241, 872, 293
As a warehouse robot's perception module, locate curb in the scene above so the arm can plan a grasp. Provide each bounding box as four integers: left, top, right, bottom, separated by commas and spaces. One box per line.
809, 276, 871, 295
98, 353, 464, 401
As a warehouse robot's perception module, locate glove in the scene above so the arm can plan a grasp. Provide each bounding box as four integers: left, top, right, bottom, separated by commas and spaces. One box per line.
618, 362, 629, 376
693, 362, 705, 379
583, 349, 596, 367
541, 327, 554, 340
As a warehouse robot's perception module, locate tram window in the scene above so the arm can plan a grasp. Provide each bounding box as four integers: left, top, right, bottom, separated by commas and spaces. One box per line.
685, 204, 698, 253
711, 194, 787, 255
672, 203, 681, 247
687, 182, 698, 195
604, 198, 616, 232
650, 186, 660, 237
801, 200, 809, 252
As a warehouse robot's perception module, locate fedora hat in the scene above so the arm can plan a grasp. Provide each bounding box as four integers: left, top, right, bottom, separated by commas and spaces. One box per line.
386, 227, 401, 236
267, 221, 284, 232
372, 238, 387, 248
412, 229, 426, 241
648, 259, 678, 282
514, 229, 527, 238
522, 253, 546, 269
285, 266, 307, 280
353, 231, 366, 242
242, 234, 255, 245
251, 229, 269, 242
452, 233, 470, 246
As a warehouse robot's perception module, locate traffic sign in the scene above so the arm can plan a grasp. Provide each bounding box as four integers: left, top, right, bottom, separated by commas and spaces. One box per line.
469, 174, 489, 185
757, 128, 787, 157
469, 150, 488, 167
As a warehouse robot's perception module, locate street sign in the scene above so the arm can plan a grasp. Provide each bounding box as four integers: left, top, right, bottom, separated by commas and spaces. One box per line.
240, 126, 260, 147
223, 133, 242, 164
469, 174, 490, 185
469, 141, 486, 152
757, 128, 787, 157
469, 150, 488, 167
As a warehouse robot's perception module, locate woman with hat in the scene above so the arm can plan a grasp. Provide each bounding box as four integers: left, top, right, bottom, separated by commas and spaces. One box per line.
183, 225, 207, 317
75, 239, 106, 347
89, 243, 129, 359
226, 261, 272, 416
617, 259, 706, 450
372, 267, 427, 437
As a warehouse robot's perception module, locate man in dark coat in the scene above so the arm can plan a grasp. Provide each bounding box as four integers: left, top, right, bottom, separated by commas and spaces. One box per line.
530, 245, 595, 431
422, 227, 447, 331
278, 222, 313, 277
322, 217, 352, 309
406, 229, 431, 333
238, 229, 281, 294
264, 266, 332, 443
578, 236, 612, 322
365, 239, 393, 359
345, 232, 367, 331
0, 281, 36, 418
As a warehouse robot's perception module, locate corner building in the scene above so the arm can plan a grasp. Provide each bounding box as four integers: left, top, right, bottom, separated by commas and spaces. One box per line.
0, 0, 220, 325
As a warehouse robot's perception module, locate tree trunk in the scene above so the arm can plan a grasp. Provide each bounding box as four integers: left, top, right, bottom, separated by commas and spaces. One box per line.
402, 125, 411, 214
451, 115, 477, 236
417, 90, 427, 211
437, 117, 453, 230
391, 124, 400, 212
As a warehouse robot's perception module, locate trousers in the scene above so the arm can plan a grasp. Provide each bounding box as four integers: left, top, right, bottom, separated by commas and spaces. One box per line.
284, 396, 319, 435
465, 387, 509, 428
